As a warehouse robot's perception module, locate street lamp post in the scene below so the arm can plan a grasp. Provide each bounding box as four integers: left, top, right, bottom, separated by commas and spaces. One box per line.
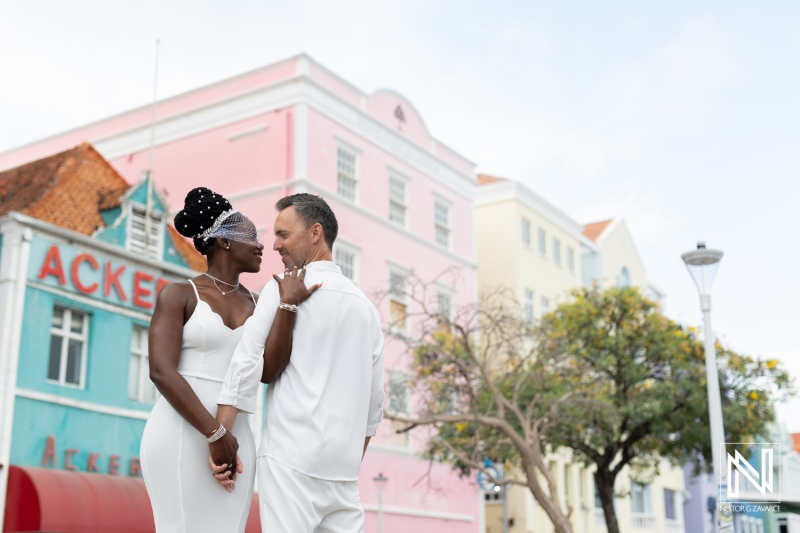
681, 241, 728, 533
373, 472, 388, 533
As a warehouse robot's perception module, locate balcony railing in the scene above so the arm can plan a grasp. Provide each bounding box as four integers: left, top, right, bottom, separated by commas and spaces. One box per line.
631, 512, 656, 529
665, 519, 685, 533
594, 508, 606, 525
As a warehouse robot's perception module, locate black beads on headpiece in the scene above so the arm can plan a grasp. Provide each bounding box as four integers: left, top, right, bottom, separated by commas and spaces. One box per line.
174, 187, 232, 255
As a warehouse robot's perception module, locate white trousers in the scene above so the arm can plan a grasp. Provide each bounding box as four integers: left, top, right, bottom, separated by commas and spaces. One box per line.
258, 456, 364, 533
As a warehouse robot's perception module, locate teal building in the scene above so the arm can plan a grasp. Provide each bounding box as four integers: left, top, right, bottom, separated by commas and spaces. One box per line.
0, 144, 202, 532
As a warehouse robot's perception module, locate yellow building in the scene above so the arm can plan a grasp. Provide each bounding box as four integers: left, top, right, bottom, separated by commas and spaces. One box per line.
476, 175, 687, 533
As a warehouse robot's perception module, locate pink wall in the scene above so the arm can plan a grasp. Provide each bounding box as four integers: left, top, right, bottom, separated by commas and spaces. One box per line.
0, 59, 299, 172
0, 54, 481, 532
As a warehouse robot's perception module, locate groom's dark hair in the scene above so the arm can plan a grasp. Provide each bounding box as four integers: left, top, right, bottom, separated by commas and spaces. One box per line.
275, 193, 339, 250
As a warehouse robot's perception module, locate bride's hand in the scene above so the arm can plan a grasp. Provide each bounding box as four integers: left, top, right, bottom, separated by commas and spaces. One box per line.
274, 265, 321, 306
208, 455, 239, 493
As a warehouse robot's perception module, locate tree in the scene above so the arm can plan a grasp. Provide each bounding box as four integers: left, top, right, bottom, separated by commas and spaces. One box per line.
539, 286, 793, 533
386, 282, 794, 533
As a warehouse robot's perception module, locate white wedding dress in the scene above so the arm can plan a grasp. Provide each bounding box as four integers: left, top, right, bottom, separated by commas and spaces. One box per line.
141, 280, 256, 532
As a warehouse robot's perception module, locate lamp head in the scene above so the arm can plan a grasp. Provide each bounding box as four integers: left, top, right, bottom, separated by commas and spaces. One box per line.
373, 472, 388, 495
681, 242, 723, 296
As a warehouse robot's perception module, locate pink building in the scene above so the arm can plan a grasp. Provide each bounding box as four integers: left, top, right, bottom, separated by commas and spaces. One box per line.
0, 54, 481, 531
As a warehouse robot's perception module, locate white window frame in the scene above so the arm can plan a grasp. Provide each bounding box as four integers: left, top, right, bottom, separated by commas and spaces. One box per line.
129, 325, 158, 403
553, 237, 562, 266
522, 218, 531, 247
540, 296, 550, 316
538, 228, 547, 256
435, 284, 455, 329
334, 240, 360, 285
387, 369, 412, 416
336, 142, 360, 204
126, 201, 165, 260
433, 195, 452, 250
388, 264, 411, 334
524, 288, 534, 325
387, 369, 413, 449
388, 170, 409, 228
47, 307, 89, 388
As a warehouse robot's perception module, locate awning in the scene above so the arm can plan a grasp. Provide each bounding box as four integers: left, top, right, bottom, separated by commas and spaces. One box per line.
4, 466, 261, 533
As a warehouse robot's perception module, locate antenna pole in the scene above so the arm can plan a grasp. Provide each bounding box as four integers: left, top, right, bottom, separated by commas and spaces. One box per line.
144, 39, 160, 250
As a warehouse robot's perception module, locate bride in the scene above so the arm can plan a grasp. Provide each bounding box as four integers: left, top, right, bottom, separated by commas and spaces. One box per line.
140, 187, 315, 532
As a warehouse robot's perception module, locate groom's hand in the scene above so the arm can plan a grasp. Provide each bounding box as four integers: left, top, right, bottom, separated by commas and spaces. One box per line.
208, 431, 238, 478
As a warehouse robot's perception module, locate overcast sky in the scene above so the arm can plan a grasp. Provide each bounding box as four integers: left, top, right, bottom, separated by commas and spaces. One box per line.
2, 1, 799, 430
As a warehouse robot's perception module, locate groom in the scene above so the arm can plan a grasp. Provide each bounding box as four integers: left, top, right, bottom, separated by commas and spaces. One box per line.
215, 193, 385, 533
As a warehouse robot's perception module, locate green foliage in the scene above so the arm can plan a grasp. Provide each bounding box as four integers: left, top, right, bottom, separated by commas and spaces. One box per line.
539, 286, 794, 474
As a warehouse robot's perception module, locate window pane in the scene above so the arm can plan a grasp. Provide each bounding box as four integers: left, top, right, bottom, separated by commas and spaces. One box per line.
389, 176, 405, 202
389, 272, 407, 298
143, 372, 158, 403
65, 339, 83, 385
70, 311, 84, 334
52, 308, 64, 329
664, 489, 676, 519
538, 229, 546, 255
48, 336, 63, 381
390, 300, 407, 329
436, 225, 449, 248
389, 201, 406, 225
389, 375, 409, 413
335, 249, 355, 280
128, 353, 140, 399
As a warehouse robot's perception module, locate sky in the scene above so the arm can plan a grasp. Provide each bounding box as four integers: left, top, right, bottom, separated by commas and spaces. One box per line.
1, 1, 799, 428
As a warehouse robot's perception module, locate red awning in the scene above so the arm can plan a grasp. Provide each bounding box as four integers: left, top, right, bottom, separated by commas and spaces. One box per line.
4, 466, 261, 533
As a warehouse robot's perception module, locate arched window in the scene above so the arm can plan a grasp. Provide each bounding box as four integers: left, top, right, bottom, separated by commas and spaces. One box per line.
618, 267, 631, 287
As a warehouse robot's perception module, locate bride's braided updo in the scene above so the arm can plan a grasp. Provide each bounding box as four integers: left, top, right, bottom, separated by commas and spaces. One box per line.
174, 187, 232, 255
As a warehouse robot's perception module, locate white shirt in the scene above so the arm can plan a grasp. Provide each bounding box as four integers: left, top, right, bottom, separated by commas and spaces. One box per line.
218, 261, 385, 481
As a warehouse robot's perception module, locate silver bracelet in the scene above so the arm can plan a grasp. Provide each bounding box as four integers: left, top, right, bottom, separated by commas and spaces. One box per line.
279, 302, 298, 313
207, 424, 227, 443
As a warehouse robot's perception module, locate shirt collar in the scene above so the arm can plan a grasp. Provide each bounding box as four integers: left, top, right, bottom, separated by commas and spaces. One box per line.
304, 260, 341, 273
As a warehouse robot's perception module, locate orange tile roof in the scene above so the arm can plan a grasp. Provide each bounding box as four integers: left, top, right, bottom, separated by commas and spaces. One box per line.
792, 434, 800, 455
0, 143, 204, 270
582, 219, 615, 242
167, 225, 207, 272
477, 173, 508, 186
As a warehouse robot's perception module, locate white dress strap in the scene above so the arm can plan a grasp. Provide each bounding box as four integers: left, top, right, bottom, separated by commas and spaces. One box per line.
247, 289, 256, 306
187, 279, 202, 303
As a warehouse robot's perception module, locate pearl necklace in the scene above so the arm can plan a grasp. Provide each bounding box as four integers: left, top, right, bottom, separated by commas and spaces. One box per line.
203, 273, 240, 296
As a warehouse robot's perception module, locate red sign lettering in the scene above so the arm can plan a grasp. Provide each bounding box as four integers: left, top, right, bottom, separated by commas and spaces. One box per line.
129, 458, 142, 477
42, 435, 57, 467
109, 455, 121, 476
87, 453, 100, 472
65, 448, 79, 471
103, 262, 127, 301
71, 254, 99, 294
133, 271, 154, 309
38, 246, 66, 285
156, 278, 170, 297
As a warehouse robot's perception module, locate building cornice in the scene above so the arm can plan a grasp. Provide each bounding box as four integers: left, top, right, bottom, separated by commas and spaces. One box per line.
475, 181, 585, 238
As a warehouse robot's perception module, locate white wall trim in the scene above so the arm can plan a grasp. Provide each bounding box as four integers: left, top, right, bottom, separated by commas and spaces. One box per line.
15, 388, 150, 420
227, 125, 268, 141
293, 104, 309, 182
361, 503, 474, 522
0, 221, 32, 533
